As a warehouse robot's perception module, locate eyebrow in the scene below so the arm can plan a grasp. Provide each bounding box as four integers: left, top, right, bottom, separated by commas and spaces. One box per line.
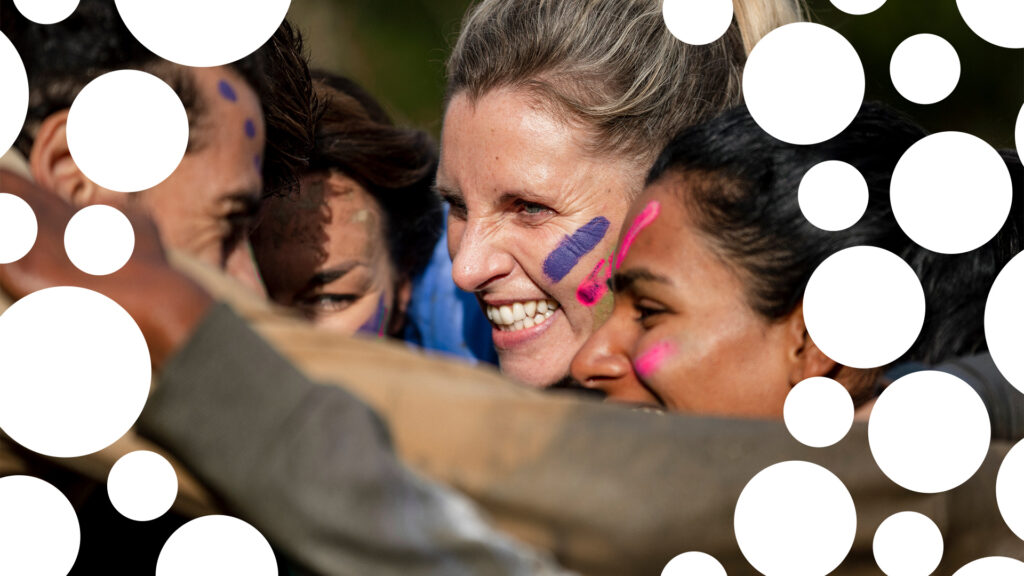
433, 183, 463, 205
306, 260, 367, 288
611, 268, 673, 293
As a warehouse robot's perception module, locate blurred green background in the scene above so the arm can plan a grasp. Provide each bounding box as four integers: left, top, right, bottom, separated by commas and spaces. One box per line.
287, 0, 1023, 147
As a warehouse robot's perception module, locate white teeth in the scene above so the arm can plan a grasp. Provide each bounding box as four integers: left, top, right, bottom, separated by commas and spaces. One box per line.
524, 300, 537, 317
513, 302, 526, 321
486, 299, 559, 332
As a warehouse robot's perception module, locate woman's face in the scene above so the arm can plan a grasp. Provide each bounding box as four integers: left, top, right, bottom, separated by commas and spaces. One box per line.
252, 169, 405, 336
570, 178, 809, 416
438, 88, 640, 387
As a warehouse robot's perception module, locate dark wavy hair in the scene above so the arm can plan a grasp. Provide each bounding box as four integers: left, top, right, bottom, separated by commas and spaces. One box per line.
647, 102, 1022, 367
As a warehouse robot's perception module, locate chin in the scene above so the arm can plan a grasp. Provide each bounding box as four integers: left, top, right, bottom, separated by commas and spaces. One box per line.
498, 354, 571, 388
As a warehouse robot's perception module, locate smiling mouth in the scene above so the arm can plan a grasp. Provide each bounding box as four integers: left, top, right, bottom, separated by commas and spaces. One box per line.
485, 299, 558, 332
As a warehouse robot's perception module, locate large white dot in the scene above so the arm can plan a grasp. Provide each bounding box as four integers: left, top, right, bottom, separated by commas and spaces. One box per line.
873, 511, 943, 576
108, 451, 178, 522
64, 205, 135, 276
0, 31, 29, 156
662, 551, 726, 576
66, 70, 188, 194
743, 22, 865, 145
662, 0, 733, 46
0, 286, 151, 457
0, 476, 80, 575
12, 0, 79, 24
996, 439, 1024, 542
953, 557, 1024, 576
890, 34, 960, 105
114, 0, 290, 67
0, 193, 37, 264
830, 0, 886, 15
803, 246, 925, 369
734, 461, 856, 576
869, 371, 990, 493
956, 0, 1024, 49
798, 160, 868, 231
157, 515, 277, 576
784, 377, 854, 448
1016, 102, 1024, 168
986, 251, 1024, 395
890, 131, 1011, 254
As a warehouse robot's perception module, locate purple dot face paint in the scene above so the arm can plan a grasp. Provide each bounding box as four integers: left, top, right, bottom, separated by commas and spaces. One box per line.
577, 257, 611, 307
244, 119, 256, 139
542, 217, 611, 283
634, 341, 674, 379
358, 292, 389, 338
217, 79, 238, 102
615, 201, 661, 269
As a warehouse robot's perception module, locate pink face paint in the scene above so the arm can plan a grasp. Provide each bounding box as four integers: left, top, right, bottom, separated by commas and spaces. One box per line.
543, 216, 610, 282
615, 200, 661, 269
358, 293, 390, 338
576, 257, 612, 307
634, 341, 674, 379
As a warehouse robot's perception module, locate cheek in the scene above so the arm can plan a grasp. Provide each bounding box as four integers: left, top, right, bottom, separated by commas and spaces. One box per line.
541, 216, 610, 283
634, 340, 676, 379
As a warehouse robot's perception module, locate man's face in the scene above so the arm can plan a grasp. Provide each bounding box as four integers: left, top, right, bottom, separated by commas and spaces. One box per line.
134, 66, 265, 293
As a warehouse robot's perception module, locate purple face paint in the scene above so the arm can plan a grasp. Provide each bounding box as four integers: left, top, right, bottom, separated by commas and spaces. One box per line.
358, 292, 389, 338
634, 341, 674, 379
244, 119, 256, 139
253, 154, 262, 171
543, 216, 610, 283
576, 257, 611, 307
218, 79, 238, 102
615, 201, 661, 269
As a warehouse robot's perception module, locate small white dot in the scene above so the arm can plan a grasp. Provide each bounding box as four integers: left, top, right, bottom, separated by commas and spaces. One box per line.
11, 0, 79, 24
661, 551, 726, 576
784, 377, 854, 448
830, 0, 886, 15
890, 34, 960, 105
662, 0, 733, 46
108, 451, 179, 522
0, 193, 37, 264
872, 511, 943, 576
798, 160, 868, 231
64, 204, 135, 276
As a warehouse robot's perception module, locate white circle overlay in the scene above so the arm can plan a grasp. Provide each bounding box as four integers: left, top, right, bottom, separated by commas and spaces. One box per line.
108, 450, 179, 522
798, 160, 869, 231
891, 132, 1011, 255
890, 34, 960, 105
157, 515, 277, 576
115, 0, 290, 67
996, 439, 1024, 542
956, 0, 1024, 49
64, 204, 135, 276
662, 551, 726, 576
869, 370, 991, 493
830, 0, 886, 15
0, 31, 29, 156
743, 22, 865, 145
0, 476, 80, 575
986, 251, 1024, 395
953, 557, 1024, 576
734, 461, 856, 576
66, 70, 188, 193
0, 286, 151, 457
1016, 102, 1024, 168
803, 246, 925, 369
873, 511, 943, 576
0, 193, 37, 264
784, 377, 854, 448
12, 0, 79, 24
662, 0, 733, 46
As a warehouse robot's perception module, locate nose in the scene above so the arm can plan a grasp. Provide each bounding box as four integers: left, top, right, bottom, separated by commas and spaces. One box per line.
448, 218, 515, 292
224, 240, 267, 297
570, 312, 646, 401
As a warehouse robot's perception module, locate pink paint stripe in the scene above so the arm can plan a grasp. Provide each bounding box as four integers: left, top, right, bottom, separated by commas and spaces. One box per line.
615, 201, 661, 269
634, 341, 674, 379
576, 257, 611, 307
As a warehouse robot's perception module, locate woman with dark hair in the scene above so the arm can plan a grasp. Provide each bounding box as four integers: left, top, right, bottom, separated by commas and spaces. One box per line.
252, 71, 443, 337
570, 102, 1022, 416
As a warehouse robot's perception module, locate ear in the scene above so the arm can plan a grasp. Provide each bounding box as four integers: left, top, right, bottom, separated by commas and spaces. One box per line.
387, 275, 414, 336
29, 110, 104, 207
783, 302, 838, 385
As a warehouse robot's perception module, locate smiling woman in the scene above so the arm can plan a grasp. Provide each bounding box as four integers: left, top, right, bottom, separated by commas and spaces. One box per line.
438, 0, 806, 387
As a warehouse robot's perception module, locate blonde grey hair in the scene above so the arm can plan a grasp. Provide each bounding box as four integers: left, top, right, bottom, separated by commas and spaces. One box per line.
447, 0, 805, 164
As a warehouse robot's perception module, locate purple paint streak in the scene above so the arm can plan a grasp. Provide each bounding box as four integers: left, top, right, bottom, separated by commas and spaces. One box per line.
217, 79, 237, 102
358, 292, 389, 337
244, 118, 256, 139
634, 341, 674, 379
576, 257, 611, 307
543, 217, 610, 283
615, 201, 661, 269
